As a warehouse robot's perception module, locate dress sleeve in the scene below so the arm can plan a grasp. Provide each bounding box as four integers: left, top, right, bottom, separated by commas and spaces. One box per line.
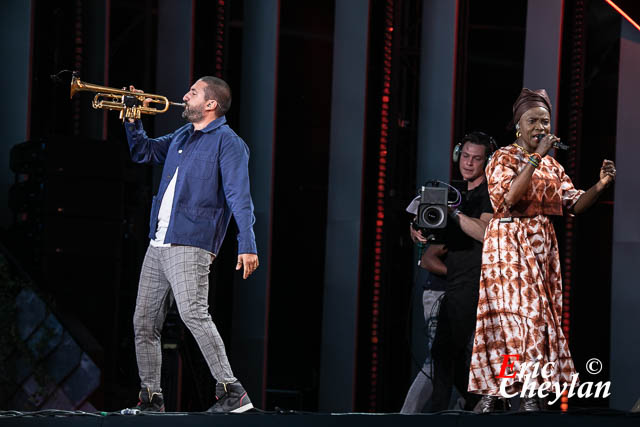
485, 149, 520, 215
556, 162, 585, 210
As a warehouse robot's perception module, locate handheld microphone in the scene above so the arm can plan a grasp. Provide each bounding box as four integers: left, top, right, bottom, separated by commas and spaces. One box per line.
536, 134, 569, 151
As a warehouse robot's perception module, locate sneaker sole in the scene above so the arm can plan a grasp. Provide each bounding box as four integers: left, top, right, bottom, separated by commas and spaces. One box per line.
230, 403, 254, 413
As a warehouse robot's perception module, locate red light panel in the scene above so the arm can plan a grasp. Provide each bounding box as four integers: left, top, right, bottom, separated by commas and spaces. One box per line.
368, 0, 395, 412
605, 0, 640, 32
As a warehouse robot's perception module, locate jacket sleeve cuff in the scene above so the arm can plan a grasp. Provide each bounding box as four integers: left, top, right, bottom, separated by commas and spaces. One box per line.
237, 232, 257, 255
124, 120, 144, 134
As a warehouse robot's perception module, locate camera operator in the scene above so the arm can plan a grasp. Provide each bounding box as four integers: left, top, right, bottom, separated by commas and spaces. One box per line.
399, 228, 446, 413
424, 132, 495, 412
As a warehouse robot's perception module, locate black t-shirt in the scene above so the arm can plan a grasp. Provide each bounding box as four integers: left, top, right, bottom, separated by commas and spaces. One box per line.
424, 271, 447, 291
443, 180, 493, 291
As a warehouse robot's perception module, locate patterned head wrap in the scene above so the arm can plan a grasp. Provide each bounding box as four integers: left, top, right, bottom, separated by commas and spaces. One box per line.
512, 88, 552, 126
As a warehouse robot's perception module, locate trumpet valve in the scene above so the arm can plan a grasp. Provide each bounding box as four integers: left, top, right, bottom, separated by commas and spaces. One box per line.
119, 106, 142, 122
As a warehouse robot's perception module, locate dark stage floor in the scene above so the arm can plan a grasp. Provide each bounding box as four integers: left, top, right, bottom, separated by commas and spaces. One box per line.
1, 410, 638, 427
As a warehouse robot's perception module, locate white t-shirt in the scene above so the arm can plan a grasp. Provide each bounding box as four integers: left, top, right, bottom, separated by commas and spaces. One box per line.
150, 167, 179, 247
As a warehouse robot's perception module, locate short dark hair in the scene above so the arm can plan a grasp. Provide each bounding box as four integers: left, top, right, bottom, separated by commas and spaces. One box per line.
198, 76, 232, 116
461, 131, 495, 158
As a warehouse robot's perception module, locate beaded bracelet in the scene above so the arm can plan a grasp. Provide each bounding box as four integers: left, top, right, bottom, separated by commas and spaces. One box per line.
528, 156, 539, 168
530, 152, 542, 164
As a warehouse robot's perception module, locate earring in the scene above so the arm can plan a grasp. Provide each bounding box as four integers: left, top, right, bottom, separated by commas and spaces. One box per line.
516, 130, 522, 138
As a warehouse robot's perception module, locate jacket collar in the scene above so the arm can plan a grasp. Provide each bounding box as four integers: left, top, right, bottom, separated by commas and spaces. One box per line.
189, 115, 227, 134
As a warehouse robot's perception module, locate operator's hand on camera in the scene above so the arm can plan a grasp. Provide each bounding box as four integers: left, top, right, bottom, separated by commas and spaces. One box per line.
448, 206, 462, 225
409, 223, 427, 244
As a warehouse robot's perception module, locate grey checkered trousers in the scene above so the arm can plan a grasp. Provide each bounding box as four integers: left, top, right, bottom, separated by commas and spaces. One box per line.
133, 245, 236, 392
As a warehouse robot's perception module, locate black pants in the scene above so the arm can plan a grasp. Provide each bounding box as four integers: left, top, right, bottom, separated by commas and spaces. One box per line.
430, 286, 480, 411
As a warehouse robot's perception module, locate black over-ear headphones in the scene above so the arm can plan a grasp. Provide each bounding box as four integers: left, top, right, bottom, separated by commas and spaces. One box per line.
452, 131, 498, 164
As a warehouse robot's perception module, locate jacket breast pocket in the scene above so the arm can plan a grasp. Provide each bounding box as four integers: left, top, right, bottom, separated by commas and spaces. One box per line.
187, 155, 215, 180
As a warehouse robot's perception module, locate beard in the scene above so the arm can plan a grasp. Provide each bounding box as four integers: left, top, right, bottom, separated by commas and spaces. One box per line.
182, 103, 204, 123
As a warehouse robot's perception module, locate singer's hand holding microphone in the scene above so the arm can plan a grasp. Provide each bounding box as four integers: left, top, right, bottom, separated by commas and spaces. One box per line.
534, 134, 567, 157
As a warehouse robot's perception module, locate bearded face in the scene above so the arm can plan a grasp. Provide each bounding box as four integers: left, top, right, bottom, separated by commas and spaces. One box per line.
182, 100, 205, 123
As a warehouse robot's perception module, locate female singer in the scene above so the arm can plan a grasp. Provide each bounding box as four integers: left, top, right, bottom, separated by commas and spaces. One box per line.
468, 88, 616, 412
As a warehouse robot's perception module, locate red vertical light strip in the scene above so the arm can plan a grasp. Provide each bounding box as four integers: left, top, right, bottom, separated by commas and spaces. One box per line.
561, 0, 586, 413
553, 0, 565, 132
215, 0, 226, 78
368, 0, 394, 413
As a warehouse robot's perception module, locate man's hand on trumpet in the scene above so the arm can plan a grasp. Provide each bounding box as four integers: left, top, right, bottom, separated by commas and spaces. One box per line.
123, 85, 153, 123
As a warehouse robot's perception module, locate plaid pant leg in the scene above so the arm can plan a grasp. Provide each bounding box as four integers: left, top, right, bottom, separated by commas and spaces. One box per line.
163, 246, 236, 383
133, 245, 173, 392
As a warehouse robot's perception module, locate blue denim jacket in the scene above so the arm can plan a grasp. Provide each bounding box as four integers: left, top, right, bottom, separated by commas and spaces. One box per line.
124, 116, 257, 255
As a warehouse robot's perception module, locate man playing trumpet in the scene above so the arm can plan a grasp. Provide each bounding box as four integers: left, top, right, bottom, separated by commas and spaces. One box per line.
124, 76, 258, 413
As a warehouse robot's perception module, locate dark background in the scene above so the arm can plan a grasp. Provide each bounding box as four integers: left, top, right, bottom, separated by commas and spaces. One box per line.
1, 0, 632, 413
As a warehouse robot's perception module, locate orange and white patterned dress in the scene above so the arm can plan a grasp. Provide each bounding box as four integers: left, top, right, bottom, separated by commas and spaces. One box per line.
468, 144, 585, 396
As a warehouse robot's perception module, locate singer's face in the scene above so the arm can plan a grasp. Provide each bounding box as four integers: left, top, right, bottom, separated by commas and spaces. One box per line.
458, 142, 487, 181
519, 107, 551, 150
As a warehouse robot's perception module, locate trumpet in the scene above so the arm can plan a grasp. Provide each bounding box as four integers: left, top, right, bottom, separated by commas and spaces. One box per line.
70, 73, 185, 121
